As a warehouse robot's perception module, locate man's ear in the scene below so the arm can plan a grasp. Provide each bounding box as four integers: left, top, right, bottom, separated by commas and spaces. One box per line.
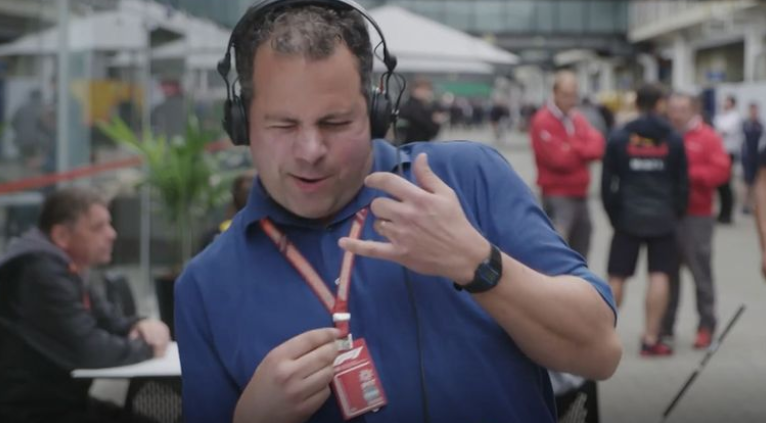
49, 224, 71, 250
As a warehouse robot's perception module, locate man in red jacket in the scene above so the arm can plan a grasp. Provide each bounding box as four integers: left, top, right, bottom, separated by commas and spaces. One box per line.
530, 71, 605, 259
663, 93, 731, 350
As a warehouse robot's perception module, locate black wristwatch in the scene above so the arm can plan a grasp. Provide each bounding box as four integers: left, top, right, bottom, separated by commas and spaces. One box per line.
454, 243, 503, 293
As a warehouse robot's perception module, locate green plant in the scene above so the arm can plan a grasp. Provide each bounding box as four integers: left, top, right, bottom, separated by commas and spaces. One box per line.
98, 116, 226, 268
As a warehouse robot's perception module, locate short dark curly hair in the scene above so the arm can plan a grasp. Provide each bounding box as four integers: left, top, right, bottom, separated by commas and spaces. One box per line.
38, 187, 108, 235
233, 5, 373, 108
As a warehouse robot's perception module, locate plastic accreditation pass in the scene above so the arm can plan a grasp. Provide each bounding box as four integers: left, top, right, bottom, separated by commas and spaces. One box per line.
331, 338, 388, 419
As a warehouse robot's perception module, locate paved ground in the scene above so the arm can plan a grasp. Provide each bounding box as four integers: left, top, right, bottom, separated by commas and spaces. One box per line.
449, 127, 766, 423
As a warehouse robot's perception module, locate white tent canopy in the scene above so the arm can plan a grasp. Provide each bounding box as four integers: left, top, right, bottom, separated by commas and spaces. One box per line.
368, 5, 518, 74
150, 18, 230, 67
0, 11, 149, 55
109, 14, 229, 69
0, 0, 193, 57
0, 1, 516, 75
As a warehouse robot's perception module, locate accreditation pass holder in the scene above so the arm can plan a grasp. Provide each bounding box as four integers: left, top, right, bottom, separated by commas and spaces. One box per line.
260, 209, 388, 419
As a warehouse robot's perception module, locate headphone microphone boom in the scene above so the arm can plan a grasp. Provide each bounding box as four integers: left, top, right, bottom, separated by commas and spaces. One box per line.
217, 0, 400, 146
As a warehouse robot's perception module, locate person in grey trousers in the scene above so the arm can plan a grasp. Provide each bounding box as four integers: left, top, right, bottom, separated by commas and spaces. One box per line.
662, 93, 731, 350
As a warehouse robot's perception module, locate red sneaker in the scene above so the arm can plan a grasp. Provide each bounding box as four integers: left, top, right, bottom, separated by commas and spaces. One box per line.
694, 328, 713, 349
641, 341, 673, 357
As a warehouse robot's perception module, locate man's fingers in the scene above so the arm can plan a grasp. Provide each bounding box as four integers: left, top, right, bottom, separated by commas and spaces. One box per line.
365, 171, 423, 201
370, 197, 405, 221
413, 153, 449, 194
275, 328, 341, 360
298, 386, 332, 417
294, 340, 338, 380
299, 365, 336, 401
339, 238, 397, 260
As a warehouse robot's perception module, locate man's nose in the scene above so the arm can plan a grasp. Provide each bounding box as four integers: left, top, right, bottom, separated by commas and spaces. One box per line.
293, 127, 327, 164
107, 224, 117, 241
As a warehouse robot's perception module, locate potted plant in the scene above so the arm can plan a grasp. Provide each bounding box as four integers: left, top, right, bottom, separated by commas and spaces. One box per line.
99, 116, 228, 335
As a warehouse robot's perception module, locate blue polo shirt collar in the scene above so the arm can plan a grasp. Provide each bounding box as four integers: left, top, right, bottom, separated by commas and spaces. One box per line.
242, 139, 412, 229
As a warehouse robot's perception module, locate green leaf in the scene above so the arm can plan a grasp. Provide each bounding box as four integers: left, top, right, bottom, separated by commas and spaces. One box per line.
97, 116, 224, 266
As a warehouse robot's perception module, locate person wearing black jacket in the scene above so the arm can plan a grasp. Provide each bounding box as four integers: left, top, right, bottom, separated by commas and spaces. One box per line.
397, 77, 445, 144
601, 84, 688, 356
0, 187, 170, 423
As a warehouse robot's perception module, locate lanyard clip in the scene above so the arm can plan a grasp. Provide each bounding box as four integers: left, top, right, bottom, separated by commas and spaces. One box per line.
333, 313, 353, 350
336, 333, 354, 351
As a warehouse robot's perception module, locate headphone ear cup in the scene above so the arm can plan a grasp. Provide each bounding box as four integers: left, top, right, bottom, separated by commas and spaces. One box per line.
369, 90, 392, 139
224, 95, 250, 146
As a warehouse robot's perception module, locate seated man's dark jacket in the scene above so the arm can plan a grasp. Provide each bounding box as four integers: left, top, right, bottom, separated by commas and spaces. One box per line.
0, 229, 152, 421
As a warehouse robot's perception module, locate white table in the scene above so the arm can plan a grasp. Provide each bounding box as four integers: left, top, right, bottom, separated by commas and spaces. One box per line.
72, 342, 180, 379
72, 342, 182, 423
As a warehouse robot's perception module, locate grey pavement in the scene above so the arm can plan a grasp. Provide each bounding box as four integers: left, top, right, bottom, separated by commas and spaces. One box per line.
446, 126, 766, 423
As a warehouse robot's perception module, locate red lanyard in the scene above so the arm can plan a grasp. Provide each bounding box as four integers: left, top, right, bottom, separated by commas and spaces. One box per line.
68, 262, 91, 311
259, 209, 368, 337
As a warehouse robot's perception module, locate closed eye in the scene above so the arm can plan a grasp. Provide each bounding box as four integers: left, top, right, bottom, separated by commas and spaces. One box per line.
321, 121, 351, 128
268, 124, 297, 130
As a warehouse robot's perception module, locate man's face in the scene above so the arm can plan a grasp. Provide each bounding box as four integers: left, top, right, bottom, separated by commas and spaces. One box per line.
59, 204, 117, 268
749, 105, 759, 120
247, 43, 373, 220
724, 98, 735, 111
554, 80, 578, 115
668, 97, 693, 132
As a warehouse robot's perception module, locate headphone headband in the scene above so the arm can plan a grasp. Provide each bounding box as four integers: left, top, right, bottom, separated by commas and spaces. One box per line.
218, 0, 396, 79
218, 0, 400, 145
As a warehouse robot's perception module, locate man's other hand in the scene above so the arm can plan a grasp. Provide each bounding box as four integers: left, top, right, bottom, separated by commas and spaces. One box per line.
234, 328, 340, 423
130, 319, 171, 357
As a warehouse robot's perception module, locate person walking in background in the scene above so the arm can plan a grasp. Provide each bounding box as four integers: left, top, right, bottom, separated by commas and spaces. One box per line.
713, 95, 742, 224
151, 79, 187, 139
489, 94, 511, 144
11, 89, 52, 170
397, 77, 446, 144
199, 169, 256, 250
579, 97, 608, 139
602, 84, 688, 357
530, 70, 605, 260
742, 102, 763, 215
662, 93, 730, 351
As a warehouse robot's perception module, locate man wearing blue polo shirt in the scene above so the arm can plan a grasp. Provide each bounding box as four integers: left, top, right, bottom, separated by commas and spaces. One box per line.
174, 1, 622, 423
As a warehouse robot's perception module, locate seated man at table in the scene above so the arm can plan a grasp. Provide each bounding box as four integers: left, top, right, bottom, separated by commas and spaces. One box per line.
0, 187, 170, 423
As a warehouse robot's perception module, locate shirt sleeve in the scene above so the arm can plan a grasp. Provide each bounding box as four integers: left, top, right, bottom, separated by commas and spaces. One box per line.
175, 264, 241, 423
469, 145, 617, 319
88, 283, 140, 336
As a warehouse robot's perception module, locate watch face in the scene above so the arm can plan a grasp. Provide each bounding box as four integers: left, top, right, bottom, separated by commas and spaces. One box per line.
477, 264, 500, 284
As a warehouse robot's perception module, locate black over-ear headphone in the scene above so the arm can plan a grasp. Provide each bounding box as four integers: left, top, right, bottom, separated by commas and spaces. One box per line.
217, 0, 399, 146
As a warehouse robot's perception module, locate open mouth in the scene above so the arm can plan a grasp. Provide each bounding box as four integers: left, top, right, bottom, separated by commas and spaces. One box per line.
292, 175, 329, 191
